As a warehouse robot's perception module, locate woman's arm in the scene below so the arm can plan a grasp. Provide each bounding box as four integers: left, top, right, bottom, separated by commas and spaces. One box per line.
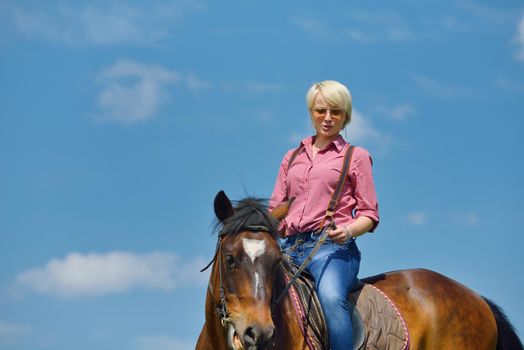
328, 216, 374, 244
269, 151, 293, 211
328, 147, 379, 244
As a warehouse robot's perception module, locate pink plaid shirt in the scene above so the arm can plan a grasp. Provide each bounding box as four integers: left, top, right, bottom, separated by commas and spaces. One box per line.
269, 135, 379, 237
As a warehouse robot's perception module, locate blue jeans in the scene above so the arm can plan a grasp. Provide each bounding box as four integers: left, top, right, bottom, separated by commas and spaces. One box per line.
281, 231, 361, 350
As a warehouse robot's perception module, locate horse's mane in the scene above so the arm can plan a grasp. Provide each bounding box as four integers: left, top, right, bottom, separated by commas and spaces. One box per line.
215, 197, 279, 238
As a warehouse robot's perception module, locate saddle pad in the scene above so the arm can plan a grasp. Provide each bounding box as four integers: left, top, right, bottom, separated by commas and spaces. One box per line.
280, 257, 409, 350
349, 284, 410, 350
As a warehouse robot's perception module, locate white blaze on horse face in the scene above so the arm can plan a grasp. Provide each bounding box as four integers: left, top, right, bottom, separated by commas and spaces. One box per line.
242, 238, 266, 263
242, 238, 266, 299
254, 272, 260, 298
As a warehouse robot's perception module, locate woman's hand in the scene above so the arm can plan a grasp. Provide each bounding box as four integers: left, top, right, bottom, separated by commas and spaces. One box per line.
327, 225, 353, 244
326, 217, 374, 244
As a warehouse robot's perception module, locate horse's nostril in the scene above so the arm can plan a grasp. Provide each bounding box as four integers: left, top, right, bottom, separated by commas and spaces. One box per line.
244, 326, 259, 345
243, 325, 275, 347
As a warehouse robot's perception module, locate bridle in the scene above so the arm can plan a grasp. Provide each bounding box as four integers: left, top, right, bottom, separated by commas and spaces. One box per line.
201, 223, 329, 329
200, 221, 333, 350
201, 224, 274, 328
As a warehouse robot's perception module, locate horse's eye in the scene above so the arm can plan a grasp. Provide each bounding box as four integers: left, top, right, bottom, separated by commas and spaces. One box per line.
225, 255, 236, 269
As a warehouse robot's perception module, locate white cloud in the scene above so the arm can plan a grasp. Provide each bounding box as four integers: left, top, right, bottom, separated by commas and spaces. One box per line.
0, 321, 31, 338
388, 104, 417, 122
218, 81, 284, 94
439, 16, 473, 32
464, 212, 480, 227
292, 10, 423, 44
290, 17, 323, 32
245, 82, 284, 93
458, 0, 517, 25
374, 103, 417, 122
346, 110, 392, 149
99, 60, 180, 82
288, 123, 310, 145
450, 211, 480, 227
347, 10, 416, 43
411, 74, 474, 99
407, 211, 427, 226
8, 1, 204, 46
95, 60, 180, 124
185, 73, 212, 94
289, 18, 329, 40
93, 61, 278, 123
494, 76, 524, 92
135, 335, 194, 350
515, 15, 524, 61
14, 251, 208, 298
255, 111, 274, 123
345, 29, 378, 44
292, 7, 514, 45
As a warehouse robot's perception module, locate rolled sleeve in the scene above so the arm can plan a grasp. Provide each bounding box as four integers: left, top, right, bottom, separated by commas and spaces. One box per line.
351, 148, 380, 232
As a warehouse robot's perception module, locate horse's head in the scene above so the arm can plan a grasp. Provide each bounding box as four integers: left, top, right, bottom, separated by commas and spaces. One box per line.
211, 191, 290, 350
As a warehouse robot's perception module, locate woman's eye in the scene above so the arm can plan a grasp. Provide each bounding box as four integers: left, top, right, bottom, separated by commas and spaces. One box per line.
330, 108, 343, 116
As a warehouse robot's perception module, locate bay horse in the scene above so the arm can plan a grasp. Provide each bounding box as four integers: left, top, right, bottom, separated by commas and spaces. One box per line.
196, 191, 523, 350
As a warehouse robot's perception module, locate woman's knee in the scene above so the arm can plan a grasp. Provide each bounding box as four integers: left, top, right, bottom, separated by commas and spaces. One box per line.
317, 287, 349, 311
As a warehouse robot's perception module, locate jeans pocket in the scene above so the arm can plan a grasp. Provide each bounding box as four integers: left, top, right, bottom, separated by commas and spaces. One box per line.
285, 237, 308, 255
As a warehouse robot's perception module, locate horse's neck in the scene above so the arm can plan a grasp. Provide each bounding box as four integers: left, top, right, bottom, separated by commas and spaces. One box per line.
197, 265, 230, 350
277, 298, 306, 348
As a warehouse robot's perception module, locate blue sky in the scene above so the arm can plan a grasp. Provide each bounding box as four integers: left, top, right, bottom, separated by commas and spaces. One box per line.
1, 0, 523, 349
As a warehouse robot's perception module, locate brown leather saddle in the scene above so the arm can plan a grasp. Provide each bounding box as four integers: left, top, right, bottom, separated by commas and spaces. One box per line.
279, 256, 410, 350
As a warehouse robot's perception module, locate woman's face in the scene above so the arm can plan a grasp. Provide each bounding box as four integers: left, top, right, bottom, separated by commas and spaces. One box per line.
310, 93, 346, 140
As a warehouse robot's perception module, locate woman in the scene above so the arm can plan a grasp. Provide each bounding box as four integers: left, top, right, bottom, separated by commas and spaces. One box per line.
269, 80, 379, 350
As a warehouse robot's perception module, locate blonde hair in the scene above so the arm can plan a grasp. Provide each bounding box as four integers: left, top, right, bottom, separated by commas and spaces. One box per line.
306, 80, 352, 128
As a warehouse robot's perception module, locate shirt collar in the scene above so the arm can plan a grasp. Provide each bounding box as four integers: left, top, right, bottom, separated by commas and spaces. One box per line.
301, 134, 347, 153
331, 135, 347, 152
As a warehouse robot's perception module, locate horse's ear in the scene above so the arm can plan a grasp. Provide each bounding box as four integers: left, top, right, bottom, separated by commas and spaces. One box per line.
270, 197, 295, 222
214, 190, 234, 222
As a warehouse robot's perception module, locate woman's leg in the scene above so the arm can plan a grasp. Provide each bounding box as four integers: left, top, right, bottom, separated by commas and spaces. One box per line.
306, 240, 361, 350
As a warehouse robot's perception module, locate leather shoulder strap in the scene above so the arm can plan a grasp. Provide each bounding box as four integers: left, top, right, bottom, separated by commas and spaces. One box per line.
320, 144, 355, 229
286, 144, 304, 172
328, 144, 355, 212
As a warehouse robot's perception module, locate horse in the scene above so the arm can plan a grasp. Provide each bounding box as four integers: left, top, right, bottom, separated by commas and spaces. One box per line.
196, 191, 523, 350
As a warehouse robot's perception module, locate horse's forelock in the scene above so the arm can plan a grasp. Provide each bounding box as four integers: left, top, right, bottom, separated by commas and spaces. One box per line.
215, 197, 279, 238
